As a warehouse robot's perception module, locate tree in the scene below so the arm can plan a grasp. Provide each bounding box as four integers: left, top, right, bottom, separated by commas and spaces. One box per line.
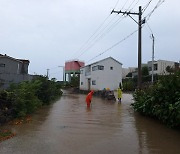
142, 66, 149, 76
70, 74, 79, 87
126, 72, 132, 78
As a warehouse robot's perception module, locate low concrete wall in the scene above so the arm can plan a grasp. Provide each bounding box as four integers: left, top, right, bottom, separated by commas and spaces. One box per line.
0, 73, 33, 89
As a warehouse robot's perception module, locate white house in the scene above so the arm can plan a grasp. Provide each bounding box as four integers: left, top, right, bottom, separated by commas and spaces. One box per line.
80, 57, 122, 91
147, 60, 179, 75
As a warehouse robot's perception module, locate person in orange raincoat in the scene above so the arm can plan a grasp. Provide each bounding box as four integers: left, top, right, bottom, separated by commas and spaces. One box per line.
86, 90, 94, 107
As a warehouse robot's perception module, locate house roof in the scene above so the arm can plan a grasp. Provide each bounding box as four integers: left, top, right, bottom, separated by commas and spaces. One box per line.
17, 59, 30, 63
148, 59, 177, 63
0, 54, 30, 63
80, 57, 122, 69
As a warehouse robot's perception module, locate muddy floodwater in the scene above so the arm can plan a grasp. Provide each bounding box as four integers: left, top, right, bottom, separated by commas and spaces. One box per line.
0, 91, 180, 154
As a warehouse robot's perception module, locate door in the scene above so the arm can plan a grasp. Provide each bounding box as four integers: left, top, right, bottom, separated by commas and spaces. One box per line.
88, 78, 91, 91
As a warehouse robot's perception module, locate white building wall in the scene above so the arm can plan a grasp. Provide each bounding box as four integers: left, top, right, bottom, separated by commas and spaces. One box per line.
148, 60, 175, 75
157, 60, 175, 75
80, 57, 122, 91
80, 67, 87, 90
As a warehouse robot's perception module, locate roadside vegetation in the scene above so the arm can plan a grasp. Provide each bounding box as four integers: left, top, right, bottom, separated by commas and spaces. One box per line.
131, 70, 180, 128
0, 76, 63, 125
123, 66, 158, 91
64, 74, 80, 88
0, 129, 16, 142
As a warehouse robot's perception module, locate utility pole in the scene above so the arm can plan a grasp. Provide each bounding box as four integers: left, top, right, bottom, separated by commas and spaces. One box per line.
111, 6, 144, 89
58, 66, 65, 82
151, 34, 155, 83
47, 69, 49, 79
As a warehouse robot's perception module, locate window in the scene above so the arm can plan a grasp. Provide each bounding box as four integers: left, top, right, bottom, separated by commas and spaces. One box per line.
0, 63, 5, 67
92, 66, 98, 71
81, 82, 83, 85
80, 70, 83, 74
98, 65, 104, 70
92, 80, 96, 85
154, 64, 158, 70
92, 65, 104, 71
110, 67, 113, 70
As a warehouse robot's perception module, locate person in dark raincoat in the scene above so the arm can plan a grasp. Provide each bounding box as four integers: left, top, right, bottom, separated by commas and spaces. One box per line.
86, 90, 94, 107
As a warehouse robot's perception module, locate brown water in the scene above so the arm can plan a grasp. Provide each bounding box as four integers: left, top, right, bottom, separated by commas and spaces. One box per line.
0, 91, 180, 154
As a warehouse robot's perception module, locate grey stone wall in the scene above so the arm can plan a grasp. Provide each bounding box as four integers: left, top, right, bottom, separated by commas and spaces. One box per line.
0, 73, 33, 89
0, 57, 22, 74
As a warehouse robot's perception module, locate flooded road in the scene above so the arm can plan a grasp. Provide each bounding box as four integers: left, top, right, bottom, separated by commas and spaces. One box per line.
0, 91, 180, 154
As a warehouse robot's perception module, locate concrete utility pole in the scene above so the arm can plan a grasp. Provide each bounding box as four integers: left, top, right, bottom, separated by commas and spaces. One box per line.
58, 66, 65, 82
47, 69, 49, 78
111, 6, 144, 89
151, 34, 155, 83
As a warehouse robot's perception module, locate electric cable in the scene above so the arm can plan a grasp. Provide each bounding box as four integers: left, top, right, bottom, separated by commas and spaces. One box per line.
72, 0, 132, 59
75, 15, 126, 58
145, 0, 165, 21
114, 0, 120, 9
86, 29, 138, 63
142, 0, 153, 13
71, 14, 111, 58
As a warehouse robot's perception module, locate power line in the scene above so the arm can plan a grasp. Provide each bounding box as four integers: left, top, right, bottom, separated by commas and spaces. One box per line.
129, 0, 140, 11
146, 21, 153, 34
86, 29, 138, 63
142, 0, 153, 13
76, 2, 140, 58
114, 0, 120, 9
90, 0, 141, 46
76, 15, 126, 58
126, 0, 138, 11
75, 15, 119, 58
121, 0, 130, 10
145, 0, 165, 21
85, 0, 164, 63
71, 14, 111, 59
72, 0, 134, 59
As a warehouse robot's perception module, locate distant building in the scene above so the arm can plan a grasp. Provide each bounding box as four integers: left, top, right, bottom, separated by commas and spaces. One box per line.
122, 67, 136, 79
65, 60, 85, 82
80, 57, 122, 91
123, 64, 148, 79
0, 54, 33, 89
148, 60, 179, 75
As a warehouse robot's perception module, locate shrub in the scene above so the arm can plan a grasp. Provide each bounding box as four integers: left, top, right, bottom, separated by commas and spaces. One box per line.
32, 76, 62, 104
9, 81, 42, 117
132, 71, 180, 128
0, 76, 62, 124
0, 91, 16, 124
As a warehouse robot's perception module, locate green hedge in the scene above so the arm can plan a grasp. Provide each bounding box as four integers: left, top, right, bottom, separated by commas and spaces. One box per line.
0, 76, 62, 124
131, 71, 180, 128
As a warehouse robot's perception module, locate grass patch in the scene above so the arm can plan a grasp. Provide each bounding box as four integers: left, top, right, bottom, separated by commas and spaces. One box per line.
0, 130, 16, 142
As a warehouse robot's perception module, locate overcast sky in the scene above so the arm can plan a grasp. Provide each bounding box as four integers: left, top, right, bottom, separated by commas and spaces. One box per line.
0, 0, 179, 80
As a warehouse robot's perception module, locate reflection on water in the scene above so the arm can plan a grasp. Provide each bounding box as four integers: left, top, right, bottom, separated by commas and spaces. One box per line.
86, 107, 92, 112
0, 91, 179, 154
134, 113, 180, 154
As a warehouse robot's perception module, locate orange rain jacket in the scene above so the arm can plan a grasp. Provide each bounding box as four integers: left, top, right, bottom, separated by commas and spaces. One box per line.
86, 91, 94, 107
